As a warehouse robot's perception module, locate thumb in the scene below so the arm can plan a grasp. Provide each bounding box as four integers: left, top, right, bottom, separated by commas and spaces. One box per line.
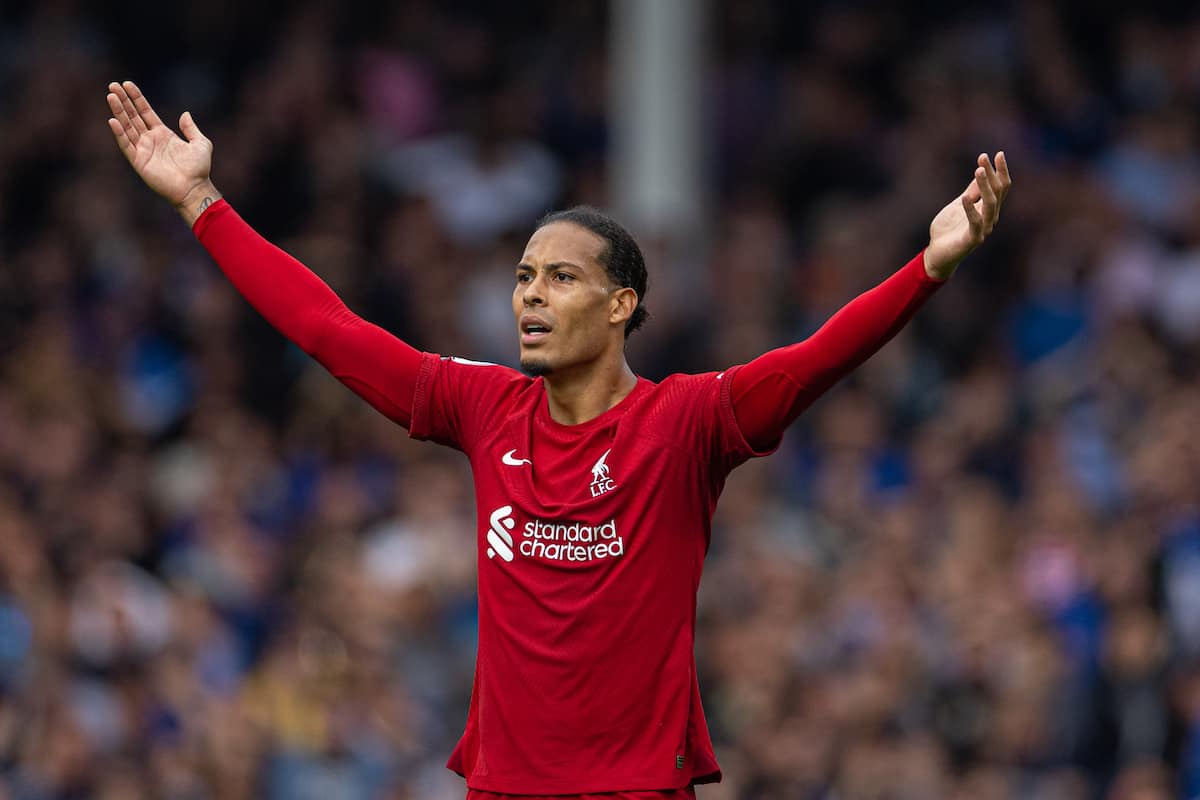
961, 178, 982, 204
961, 193, 982, 232
179, 111, 206, 143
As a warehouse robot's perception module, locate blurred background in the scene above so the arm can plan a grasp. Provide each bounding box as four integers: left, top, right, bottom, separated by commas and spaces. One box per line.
3, 0, 1200, 797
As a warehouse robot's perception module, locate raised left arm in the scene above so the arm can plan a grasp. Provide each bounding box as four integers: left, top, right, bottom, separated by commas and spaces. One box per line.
731, 153, 1011, 451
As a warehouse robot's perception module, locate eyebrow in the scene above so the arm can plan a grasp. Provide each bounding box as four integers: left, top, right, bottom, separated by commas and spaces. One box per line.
516, 261, 585, 272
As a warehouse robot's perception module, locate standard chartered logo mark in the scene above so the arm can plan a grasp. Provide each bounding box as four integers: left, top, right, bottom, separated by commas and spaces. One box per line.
486, 505, 516, 562
485, 504, 625, 566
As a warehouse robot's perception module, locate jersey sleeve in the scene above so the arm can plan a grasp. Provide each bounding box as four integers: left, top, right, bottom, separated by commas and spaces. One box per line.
409, 354, 529, 452
643, 367, 776, 480
729, 251, 943, 451
193, 200, 422, 427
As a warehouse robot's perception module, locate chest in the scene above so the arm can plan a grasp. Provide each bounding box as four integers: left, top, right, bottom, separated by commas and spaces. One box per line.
475, 416, 632, 516
466, 397, 715, 575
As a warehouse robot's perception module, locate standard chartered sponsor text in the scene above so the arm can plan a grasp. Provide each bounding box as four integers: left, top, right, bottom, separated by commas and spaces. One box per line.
520, 518, 625, 562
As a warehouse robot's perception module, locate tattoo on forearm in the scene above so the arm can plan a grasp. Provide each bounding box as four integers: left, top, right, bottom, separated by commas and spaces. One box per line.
199, 196, 214, 214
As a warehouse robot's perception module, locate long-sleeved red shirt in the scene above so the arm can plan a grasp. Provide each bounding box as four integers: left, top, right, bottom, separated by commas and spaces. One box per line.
193, 200, 941, 451
193, 200, 942, 793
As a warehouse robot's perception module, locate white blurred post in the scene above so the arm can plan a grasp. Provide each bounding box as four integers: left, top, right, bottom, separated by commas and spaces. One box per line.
610, 0, 706, 238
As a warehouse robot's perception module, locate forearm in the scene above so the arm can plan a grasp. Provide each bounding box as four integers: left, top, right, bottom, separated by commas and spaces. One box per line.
193, 200, 421, 426
193, 199, 355, 353
731, 251, 943, 449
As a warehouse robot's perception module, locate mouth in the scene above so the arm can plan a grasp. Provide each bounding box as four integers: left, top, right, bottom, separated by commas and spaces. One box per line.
520, 316, 553, 346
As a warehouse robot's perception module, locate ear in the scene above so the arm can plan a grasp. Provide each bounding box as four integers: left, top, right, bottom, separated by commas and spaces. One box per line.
609, 287, 638, 329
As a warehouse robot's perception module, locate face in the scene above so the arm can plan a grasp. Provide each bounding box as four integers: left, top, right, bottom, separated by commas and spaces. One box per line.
513, 222, 635, 376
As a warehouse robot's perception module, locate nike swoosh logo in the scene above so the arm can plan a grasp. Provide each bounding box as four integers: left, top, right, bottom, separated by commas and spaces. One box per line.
502, 449, 531, 467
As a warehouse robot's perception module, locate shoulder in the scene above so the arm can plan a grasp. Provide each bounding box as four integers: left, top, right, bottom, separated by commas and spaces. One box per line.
417, 353, 536, 413
428, 354, 530, 387
643, 367, 756, 430
655, 370, 730, 398
411, 354, 536, 447
629, 370, 729, 424
639, 366, 761, 468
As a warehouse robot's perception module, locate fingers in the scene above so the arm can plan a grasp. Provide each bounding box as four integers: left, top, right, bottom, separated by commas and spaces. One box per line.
957, 170, 984, 239
961, 191, 982, 234
106, 116, 136, 160
961, 177, 982, 205
179, 111, 205, 143
974, 163, 997, 234
114, 82, 148, 137
976, 150, 1015, 234
978, 151, 1012, 204
995, 151, 1012, 199
107, 84, 140, 147
123, 80, 165, 129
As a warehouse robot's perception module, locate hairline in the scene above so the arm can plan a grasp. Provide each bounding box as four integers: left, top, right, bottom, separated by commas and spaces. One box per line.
531, 220, 623, 288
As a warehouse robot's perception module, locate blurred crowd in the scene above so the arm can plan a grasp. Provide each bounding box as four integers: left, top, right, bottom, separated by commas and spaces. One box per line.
3, 0, 1200, 797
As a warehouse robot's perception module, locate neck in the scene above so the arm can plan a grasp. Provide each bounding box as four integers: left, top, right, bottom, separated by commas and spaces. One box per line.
543, 357, 638, 425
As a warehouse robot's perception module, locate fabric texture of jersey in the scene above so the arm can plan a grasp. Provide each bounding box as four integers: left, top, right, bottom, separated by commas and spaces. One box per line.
410, 355, 772, 793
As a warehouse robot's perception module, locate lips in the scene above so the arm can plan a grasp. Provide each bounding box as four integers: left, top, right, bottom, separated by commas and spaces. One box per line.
520, 315, 553, 345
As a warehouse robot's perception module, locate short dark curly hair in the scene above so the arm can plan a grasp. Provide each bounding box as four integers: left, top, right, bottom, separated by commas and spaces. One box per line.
535, 206, 649, 337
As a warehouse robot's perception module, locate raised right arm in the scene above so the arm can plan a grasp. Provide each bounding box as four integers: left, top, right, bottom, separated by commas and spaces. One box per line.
193, 202, 420, 426
107, 80, 420, 427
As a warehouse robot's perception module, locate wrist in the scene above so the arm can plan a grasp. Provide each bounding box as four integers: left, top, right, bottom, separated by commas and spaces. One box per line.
922, 247, 961, 282
176, 180, 222, 227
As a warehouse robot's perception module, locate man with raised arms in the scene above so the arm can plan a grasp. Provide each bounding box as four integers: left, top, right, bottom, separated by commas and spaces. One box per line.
106, 80, 1010, 800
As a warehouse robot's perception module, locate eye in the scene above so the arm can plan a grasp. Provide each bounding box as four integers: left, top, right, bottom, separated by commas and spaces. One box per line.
553, 272, 574, 283
516, 273, 533, 284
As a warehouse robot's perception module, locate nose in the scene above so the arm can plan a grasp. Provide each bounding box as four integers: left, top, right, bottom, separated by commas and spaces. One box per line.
522, 272, 546, 306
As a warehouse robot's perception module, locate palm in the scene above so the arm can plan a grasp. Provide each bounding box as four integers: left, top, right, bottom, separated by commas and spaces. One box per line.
925, 194, 977, 267
129, 126, 209, 202
106, 81, 211, 206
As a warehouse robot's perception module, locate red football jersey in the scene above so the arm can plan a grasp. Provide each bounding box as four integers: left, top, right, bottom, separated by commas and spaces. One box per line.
191, 200, 940, 794
410, 354, 769, 794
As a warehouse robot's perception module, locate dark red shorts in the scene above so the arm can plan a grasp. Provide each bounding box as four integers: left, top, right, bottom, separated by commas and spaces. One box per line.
467, 790, 697, 800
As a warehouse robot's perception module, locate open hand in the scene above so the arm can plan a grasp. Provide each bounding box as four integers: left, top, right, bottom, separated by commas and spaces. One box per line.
106, 81, 218, 222
923, 152, 1011, 280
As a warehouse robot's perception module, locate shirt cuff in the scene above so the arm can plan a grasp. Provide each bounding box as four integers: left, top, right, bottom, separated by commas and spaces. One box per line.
191, 198, 232, 239
911, 248, 949, 285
